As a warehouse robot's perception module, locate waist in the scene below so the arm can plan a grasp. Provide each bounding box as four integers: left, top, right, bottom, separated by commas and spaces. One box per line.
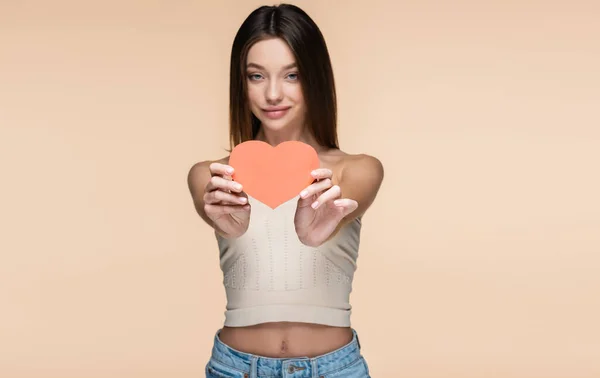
217, 322, 354, 358
209, 326, 363, 377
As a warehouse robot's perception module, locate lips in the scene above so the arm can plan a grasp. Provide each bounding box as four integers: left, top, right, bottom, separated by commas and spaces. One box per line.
262, 106, 291, 120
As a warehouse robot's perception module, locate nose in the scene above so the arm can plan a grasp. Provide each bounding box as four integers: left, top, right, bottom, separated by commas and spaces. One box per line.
265, 78, 283, 104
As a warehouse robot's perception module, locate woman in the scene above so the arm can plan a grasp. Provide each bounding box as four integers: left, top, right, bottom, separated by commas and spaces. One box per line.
188, 4, 383, 377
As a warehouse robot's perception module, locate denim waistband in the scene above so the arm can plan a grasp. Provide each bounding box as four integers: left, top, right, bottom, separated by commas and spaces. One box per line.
209, 328, 362, 378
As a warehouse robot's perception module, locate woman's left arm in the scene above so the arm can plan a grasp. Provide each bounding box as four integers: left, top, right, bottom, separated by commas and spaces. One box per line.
294, 154, 384, 246
334, 154, 385, 229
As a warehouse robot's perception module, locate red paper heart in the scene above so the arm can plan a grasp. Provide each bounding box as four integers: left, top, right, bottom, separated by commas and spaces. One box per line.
229, 140, 320, 209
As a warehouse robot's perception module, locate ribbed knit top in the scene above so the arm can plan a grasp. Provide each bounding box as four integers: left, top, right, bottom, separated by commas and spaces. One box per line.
215, 194, 362, 327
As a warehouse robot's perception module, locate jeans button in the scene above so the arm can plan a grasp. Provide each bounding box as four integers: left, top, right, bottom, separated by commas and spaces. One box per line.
288, 365, 295, 373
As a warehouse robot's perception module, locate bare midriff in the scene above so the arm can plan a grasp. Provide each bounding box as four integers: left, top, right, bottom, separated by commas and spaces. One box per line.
218, 322, 353, 358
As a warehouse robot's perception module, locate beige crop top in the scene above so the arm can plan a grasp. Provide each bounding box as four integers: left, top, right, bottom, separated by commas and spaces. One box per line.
215, 194, 362, 327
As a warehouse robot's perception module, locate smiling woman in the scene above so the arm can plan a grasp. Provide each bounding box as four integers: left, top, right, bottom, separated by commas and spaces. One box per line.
227, 4, 339, 150
187, 3, 383, 378
246, 41, 301, 125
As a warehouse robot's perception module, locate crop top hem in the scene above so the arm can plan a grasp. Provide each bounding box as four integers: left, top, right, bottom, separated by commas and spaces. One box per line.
223, 304, 351, 327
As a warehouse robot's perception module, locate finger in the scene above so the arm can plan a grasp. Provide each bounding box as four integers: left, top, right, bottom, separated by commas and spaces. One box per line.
205, 175, 243, 193
209, 162, 235, 177
205, 203, 250, 216
204, 190, 249, 205
333, 198, 359, 215
310, 168, 333, 181
299, 178, 333, 199
312, 185, 342, 209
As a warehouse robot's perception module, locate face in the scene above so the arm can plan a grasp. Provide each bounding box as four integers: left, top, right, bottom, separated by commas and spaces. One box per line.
245, 38, 306, 132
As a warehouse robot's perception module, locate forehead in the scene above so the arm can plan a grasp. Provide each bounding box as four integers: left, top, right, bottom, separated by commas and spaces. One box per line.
246, 38, 296, 68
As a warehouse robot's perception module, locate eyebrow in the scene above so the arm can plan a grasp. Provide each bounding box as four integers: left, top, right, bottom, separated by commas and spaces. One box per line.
246, 62, 297, 70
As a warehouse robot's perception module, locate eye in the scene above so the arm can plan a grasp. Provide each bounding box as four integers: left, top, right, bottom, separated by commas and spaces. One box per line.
286, 73, 299, 81
248, 73, 263, 81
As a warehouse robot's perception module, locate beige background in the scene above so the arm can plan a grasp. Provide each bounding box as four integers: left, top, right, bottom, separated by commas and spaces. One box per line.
1, 0, 599, 377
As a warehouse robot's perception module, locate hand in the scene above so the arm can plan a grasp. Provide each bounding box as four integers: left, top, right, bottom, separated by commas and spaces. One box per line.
294, 168, 358, 247
203, 163, 250, 238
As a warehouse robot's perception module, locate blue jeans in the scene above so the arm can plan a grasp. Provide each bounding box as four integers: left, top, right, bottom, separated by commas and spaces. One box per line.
205, 328, 371, 378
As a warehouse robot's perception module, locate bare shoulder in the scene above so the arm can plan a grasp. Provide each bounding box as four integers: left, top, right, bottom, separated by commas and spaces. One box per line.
321, 148, 384, 183
341, 152, 383, 171
342, 153, 384, 189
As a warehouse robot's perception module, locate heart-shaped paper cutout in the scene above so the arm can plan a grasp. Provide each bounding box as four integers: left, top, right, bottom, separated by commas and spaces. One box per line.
229, 140, 320, 209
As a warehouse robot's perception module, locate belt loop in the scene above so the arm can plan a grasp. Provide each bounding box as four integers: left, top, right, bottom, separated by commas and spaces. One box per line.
311, 358, 319, 378
249, 355, 259, 378
355, 330, 361, 350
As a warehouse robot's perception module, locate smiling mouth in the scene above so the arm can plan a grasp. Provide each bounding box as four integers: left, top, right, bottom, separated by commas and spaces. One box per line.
262, 107, 291, 119
263, 106, 291, 111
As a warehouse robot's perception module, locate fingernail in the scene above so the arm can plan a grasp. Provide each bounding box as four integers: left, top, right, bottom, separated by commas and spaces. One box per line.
234, 183, 242, 191
226, 167, 234, 174
300, 190, 308, 198
334, 199, 342, 205
311, 201, 319, 209
239, 197, 247, 203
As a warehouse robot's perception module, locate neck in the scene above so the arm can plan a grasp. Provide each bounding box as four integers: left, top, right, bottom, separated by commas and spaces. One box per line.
255, 124, 325, 153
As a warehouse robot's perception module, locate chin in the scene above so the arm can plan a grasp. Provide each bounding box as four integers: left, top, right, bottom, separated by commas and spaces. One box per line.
259, 117, 290, 131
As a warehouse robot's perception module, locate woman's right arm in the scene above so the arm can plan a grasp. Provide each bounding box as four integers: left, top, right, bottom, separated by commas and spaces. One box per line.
187, 159, 251, 238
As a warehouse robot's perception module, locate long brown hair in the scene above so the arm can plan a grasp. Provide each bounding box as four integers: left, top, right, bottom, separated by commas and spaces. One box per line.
228, 4, 339, 150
